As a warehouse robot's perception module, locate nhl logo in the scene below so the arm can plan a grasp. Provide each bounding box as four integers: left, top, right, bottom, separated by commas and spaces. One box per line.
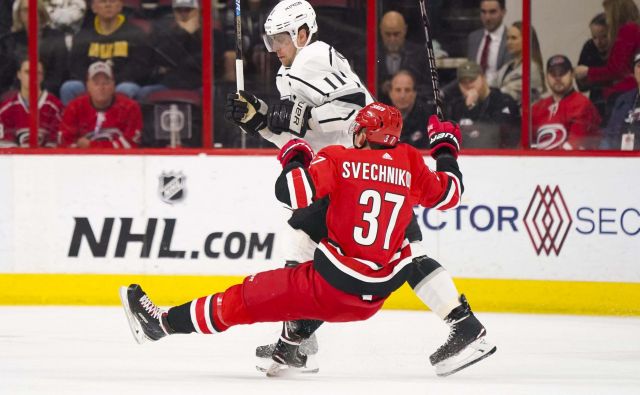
159, 171, 186, 204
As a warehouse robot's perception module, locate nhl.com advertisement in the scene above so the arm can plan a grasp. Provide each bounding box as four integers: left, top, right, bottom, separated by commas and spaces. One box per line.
0, 155, 637, 283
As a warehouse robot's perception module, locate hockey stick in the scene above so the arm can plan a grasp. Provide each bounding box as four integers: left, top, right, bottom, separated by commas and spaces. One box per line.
235, 0, 247, 148
418, 0, 444, 120
235, 0, 244, 92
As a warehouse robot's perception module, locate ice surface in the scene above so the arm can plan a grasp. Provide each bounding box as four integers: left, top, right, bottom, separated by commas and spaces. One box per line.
0, 307, 638, 395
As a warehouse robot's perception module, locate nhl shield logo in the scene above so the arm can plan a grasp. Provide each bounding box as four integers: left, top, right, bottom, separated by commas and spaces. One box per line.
159, 171, 186, 204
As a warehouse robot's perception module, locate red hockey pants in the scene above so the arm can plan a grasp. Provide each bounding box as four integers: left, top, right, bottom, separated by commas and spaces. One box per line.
216, 262, 387, 329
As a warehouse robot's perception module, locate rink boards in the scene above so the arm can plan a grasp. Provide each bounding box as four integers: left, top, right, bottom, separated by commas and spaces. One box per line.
0, 154, 638, 315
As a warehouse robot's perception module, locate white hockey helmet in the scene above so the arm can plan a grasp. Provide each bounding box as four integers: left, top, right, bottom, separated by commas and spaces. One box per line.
263, 0, 318, 52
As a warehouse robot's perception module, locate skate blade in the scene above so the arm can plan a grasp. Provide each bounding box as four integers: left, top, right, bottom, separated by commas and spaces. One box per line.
260, 356, 319, 376
434, 337, 497, 377
118, 286, 146, 345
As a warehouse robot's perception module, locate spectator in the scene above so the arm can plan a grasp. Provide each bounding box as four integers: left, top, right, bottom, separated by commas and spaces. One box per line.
577, 13, 610, 119
46, 0, 86, 33
387, 70, 432, 149
59, 61, 142, 148
601, 51, 640, 150
0, 58, 62, 147
493, 21, 545, 104
446, 61, 520, 149
137, 0, 204, 100
467, 0, 511, 86
0, 0, 68, 95
574, 0, 640, 111
356, 11, 432, 104
533, 55, 602, 150
45, 0, 87, 49
60, 0, 151, 105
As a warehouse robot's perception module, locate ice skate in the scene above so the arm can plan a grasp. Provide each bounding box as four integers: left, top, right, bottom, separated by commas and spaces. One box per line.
430, 294, 496, 377
119, 284, 174, 344
256, 321, 319, 376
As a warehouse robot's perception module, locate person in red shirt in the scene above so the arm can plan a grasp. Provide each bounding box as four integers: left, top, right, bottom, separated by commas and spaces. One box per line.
119, 103, 496, 377
574, 0, 640, 104
0, 58, 62, 147
532, 55, 602, 150
59, 61, 141, 148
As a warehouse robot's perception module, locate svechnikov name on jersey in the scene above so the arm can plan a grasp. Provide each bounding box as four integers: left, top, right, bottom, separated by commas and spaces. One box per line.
341, 161, 411, 188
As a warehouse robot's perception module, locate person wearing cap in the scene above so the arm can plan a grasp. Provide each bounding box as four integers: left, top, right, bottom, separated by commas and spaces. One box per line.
0, 57, 63, 147
59, 61, 142, 148
445, 60, 520, 149
136, 0, 207, 101
60, 0, 151, 105
601, 51, 640, 150
532, 55, 602, 150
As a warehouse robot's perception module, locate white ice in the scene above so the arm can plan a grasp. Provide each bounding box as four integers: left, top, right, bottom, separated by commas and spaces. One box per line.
1, 307, 639, 395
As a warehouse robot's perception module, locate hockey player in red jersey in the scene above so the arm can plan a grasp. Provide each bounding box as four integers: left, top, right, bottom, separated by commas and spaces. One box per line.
226, 0, 493, 375
59, 61, 141, 148
121, 103, 496, 377
0, 58, 62, 147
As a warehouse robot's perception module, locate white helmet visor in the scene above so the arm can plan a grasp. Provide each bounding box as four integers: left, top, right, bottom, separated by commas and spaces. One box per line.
262, 32, 294, 52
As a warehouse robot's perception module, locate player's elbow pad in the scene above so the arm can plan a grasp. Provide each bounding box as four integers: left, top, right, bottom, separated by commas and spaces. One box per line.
274, 162, 316, 209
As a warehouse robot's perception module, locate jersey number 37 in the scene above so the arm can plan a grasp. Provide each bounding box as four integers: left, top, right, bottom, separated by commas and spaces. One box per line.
354, 190, 405, 250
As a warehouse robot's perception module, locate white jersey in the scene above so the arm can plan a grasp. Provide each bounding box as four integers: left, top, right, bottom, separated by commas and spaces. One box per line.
259, 41, 374, 151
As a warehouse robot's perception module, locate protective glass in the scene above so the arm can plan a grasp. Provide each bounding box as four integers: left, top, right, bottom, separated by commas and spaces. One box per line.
262, 32, 294, 52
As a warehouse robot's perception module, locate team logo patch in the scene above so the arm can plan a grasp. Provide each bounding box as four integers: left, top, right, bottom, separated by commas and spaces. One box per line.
535, 123, 568, 150
159, 171, 186, 204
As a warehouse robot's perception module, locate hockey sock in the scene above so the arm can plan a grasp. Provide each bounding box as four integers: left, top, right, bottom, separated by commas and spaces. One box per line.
166, 293, 229, 334
408, 257, 461, 319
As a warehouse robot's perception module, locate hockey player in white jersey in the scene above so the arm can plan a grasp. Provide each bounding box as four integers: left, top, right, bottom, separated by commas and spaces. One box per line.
224, 0, 495, 377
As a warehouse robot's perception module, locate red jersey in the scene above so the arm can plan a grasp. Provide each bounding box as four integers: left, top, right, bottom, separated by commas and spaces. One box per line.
279, 143, 461, 296
0, 91, 63, 147
532, 91, 602, 150
59, 94, 142, 148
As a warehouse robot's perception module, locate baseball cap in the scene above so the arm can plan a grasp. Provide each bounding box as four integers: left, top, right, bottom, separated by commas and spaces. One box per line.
87, 61, 113, 79
546, 55, 573, 76
457, 61, 483, 81
172, 0, 199, 8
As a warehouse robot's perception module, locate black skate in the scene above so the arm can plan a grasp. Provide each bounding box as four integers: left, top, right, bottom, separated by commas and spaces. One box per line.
430, 294, 496, 377
257, 321, 320, 376
119, 284, 174, 344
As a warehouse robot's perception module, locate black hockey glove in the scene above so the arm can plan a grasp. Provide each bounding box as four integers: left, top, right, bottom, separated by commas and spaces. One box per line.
267, 99, 312, 137
224, 90, 268, 135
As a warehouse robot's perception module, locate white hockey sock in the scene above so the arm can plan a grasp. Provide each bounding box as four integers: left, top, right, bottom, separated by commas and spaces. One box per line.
413, 269, 461, 320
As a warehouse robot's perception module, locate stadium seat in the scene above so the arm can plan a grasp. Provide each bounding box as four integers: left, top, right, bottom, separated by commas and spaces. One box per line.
140, 89, 202, 148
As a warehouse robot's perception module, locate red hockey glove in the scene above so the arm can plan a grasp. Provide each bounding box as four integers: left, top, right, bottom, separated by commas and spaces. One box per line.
277, 138, 315, 168
427, 115, 462, 159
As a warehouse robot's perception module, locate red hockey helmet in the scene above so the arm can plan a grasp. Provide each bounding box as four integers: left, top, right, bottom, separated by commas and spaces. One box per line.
350, 102, 402, 147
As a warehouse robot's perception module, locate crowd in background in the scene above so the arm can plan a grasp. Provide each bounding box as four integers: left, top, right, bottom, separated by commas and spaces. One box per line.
0, 0, 638, 150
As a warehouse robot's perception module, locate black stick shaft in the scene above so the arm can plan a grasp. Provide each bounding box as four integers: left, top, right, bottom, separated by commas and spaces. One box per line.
419, 0, 444, 120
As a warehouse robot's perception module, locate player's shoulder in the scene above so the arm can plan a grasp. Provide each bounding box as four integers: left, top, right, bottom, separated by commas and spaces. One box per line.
290, 41, 332, 73
316, 144, 346, 158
